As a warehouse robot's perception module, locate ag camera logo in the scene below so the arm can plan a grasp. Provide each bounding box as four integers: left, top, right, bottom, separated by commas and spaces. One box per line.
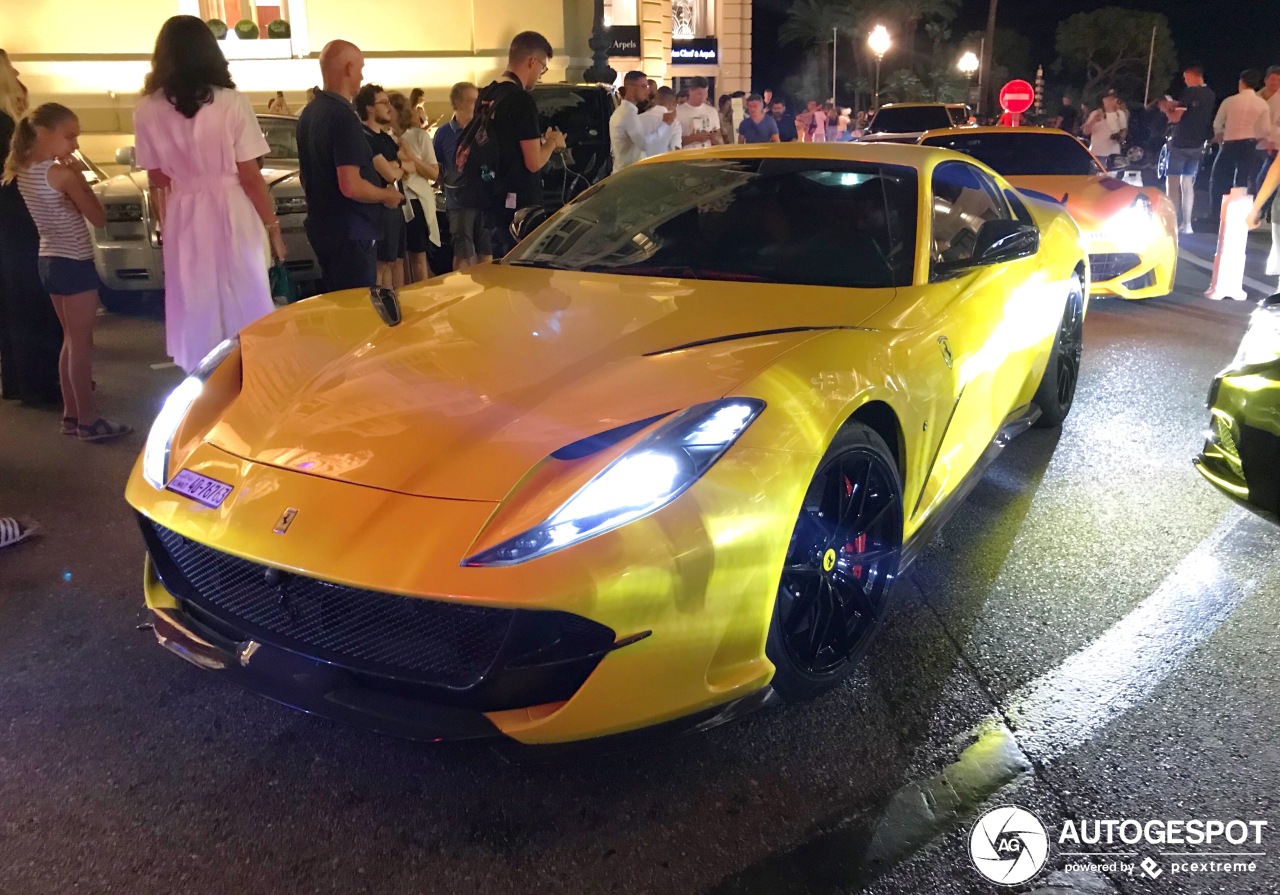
969, 805, 1050, 885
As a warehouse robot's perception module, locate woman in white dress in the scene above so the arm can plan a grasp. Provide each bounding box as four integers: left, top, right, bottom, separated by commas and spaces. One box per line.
133, 15, 285, 373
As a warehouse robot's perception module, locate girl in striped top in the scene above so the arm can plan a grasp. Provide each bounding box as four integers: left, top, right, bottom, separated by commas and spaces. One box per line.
2, 103, 131, 441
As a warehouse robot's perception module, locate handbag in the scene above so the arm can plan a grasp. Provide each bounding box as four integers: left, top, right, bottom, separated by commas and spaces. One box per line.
268, 261, 299, 305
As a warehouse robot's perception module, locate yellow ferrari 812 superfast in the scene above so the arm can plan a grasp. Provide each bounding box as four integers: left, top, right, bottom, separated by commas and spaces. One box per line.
126, 143, 1089, 748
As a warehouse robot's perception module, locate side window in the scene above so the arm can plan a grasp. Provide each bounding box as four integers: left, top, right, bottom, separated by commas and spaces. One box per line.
930, 161, 1012, 269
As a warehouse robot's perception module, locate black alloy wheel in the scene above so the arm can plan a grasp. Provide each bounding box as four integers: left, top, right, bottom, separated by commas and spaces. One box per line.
766, 423, 903, 701
1032, 273, 1085, 428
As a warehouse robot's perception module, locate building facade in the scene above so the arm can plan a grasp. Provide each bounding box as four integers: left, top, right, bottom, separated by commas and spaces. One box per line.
2, 0, 750, 155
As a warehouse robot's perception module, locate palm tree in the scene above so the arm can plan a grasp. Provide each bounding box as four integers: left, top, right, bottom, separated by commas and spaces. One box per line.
881, 0, 956, 69
780, 0, 850, 100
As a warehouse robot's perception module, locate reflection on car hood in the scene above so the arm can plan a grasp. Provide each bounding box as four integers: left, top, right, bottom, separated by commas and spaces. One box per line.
206, 265, 895, 500
96, 166, 299, 198
1009, 174, 1138, 228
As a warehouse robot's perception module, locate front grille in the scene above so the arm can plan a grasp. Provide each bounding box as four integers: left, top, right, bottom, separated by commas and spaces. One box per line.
145, 520, 515, 688
1089, 252, 1142, 282
1214, 415, 1244, 477
1123, 270, 1157, 290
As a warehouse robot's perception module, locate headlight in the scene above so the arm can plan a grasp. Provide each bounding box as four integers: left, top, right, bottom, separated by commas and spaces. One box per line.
1231, 308, 1280, 368
1101, 196, 1159, 249
273, 195, 307, 216
104, 201, 144, 222
464, 399, 765, 566
143, 338, 239, 489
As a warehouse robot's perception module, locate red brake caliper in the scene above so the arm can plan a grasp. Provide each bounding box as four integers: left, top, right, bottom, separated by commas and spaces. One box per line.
841, 475, 867, 580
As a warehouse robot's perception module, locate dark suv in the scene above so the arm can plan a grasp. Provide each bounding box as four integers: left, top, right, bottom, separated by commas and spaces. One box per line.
429, 82, 617, 271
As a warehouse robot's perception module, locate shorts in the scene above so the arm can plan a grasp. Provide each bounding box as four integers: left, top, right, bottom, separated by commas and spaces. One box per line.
37, 256, 99, 295
448, 207, 492, 261
1167, 144, 1203, 178
377, 206, 407, 263
405, 199, 431, 254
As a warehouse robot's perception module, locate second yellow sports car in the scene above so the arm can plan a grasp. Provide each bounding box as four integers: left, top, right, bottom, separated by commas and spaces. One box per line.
125, 143, 1088, 748
919, 126, 1177, 299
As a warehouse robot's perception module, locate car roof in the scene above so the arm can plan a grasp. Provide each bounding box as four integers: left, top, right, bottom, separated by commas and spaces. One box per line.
877, 102, 967, 109
919, 126, 1076, 138
633, 141, 969, 172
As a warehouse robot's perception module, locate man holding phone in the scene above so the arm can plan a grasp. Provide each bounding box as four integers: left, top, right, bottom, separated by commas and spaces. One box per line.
1166, 64, 1215, 233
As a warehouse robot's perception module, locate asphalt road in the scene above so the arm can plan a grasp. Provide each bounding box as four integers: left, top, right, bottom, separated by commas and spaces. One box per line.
1, 246, 1278, 895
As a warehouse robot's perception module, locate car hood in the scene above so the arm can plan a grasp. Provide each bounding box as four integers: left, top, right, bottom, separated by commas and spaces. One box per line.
1008, 174, 1139, 228
95, 167, 298, 197
205, 265, 895, 501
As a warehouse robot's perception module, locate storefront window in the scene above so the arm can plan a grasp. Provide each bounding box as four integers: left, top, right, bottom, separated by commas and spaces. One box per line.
672, 0, 715, 39
199, 0, 290, 38
604, 0, 638, 28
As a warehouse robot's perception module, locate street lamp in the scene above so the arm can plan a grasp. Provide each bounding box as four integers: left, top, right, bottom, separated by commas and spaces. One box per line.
958, 50, 979, 109
868, 25, 890, 111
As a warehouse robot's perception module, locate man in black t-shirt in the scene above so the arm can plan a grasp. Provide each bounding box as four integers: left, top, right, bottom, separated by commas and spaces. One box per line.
1166, 63, 1216, 233
296, 40, 402, 292
1052, 96, 1080, 135
355, 83, 407, 289
465, 31, 567, 257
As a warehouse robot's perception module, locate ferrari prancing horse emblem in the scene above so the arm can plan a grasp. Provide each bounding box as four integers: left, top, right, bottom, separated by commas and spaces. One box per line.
273, 508, 299, 535
937, 335, 953, 369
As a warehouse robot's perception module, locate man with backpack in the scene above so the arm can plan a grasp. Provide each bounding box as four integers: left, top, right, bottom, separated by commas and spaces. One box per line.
453, 31, 566, 259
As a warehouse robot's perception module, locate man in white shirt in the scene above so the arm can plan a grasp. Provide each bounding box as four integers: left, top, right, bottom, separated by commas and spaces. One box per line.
1211, 69, 1271, 214
639, 86, 683, 155
1082, 91, 1128, 167
610, 70, 677, 171
674, 76, 723, 149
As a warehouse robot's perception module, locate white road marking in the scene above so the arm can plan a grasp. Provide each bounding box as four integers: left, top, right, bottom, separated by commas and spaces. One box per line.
1177, 248, 1275, 296
1002, 509, 1278, 763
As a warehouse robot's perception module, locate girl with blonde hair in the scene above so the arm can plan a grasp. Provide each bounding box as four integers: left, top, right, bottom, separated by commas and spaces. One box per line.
4, 103, 131, 440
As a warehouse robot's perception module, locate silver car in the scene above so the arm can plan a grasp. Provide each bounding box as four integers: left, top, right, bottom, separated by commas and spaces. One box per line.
91, 114, 317, 312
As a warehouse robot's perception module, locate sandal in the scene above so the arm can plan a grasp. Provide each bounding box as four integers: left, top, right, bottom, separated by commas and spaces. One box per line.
78, 418, 133, 442
61, 416, 78, 436
0, 516, 39, 549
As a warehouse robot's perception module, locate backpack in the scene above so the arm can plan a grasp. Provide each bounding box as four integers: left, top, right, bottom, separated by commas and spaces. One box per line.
448, 79, 519, 210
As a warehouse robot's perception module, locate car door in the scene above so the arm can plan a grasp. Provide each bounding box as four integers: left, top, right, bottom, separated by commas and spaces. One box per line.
911, 160, 1043, 519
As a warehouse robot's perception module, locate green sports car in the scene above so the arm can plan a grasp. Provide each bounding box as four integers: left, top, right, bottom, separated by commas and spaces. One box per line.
1195, 294, 1280, 522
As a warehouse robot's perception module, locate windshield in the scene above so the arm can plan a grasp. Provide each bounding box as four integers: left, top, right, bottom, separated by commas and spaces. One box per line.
505, 157, 918, 288
869, 106, 953, 134
920, 132, 1104, 176
259, 117, 299, 162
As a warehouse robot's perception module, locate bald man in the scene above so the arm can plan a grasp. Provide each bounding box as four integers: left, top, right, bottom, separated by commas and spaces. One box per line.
297, 40, 402, 292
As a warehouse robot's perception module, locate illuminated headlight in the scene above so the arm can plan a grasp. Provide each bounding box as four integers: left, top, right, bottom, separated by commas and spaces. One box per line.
1231, 308, 1280, 368
104, 201, 144, 222
1101, 197, 1159, 248
464, 399, 765, 566
142, 338, 239, 489
273, 195, 307, 216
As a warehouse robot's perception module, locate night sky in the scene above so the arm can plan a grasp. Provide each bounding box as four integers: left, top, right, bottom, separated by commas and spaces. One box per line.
752, 0, 1278, 103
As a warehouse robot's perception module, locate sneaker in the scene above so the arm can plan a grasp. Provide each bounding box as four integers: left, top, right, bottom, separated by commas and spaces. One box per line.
1180, 224, 1194, 235
78, 418, 133, 442
61, 417, 78, 436
1230, 293, 1248, 301
1205, 291, 1224, 300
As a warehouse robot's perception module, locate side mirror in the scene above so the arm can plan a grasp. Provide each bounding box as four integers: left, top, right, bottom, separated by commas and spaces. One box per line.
933, 220, 1039, 279
115, 146, 137, 168
972, 219, 1040, 264
509, 206, 550, 244
369, 285, 402, 327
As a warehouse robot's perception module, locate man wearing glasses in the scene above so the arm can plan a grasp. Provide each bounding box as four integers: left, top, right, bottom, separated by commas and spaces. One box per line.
459, 31, 567, 257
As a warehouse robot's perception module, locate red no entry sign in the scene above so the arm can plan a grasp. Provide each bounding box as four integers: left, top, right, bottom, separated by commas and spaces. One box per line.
999, 80, 1035, 114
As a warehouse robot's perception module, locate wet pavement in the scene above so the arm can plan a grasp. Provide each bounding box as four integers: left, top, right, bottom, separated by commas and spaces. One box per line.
1, 247, 1278, 895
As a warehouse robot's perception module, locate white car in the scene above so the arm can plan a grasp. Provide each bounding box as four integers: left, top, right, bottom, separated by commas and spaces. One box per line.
91, 114, 317, 312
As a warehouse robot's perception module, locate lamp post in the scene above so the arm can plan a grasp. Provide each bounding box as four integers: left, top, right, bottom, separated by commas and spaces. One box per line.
583, 0, 617, 85
868, 25, 890, 111
958, 50, 979, 109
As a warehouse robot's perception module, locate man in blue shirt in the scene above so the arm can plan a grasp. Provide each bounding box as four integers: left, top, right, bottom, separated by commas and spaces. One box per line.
296, 40, 403, 292
770, 99, 799, 142
434, 81, 488, 269
738, 94, 780, 144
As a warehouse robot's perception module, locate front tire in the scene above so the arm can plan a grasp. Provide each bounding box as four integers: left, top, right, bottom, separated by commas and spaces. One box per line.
1032, 273, 1085, 429
765, 423, 904, 702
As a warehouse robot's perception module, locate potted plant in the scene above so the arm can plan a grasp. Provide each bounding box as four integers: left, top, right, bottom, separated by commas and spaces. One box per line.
234, 18, 260, 40
206, 18, 228, 39
266, 20, 291, 39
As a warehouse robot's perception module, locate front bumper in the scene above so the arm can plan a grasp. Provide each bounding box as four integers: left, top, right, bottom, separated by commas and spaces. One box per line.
94, 241, 164, 292
1195, 368, 1280, 523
